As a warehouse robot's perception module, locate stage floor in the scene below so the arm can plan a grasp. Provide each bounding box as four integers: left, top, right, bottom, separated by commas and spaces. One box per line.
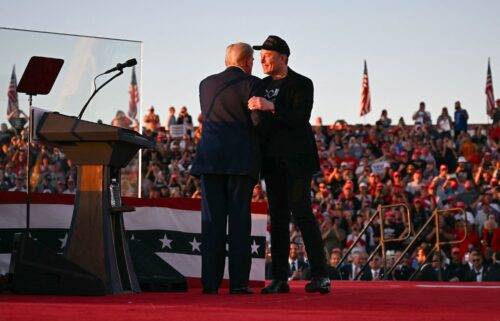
1, 281, 499, 321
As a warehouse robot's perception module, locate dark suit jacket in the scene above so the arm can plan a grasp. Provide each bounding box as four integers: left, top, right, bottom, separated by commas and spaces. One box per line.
289, 259, 309, 279
191, 67, 265, 179
361, 268, 386, 281
260, 68, 320, 178
413, 264, 438, 282
485, 262, 500, 282
340, 263, 364, 280
327, 266, 342, 280
464, 268, 489, 282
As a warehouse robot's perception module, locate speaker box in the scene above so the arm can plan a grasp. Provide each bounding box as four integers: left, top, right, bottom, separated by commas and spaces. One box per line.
128, 239, 187, 292
9, 233, 106, 296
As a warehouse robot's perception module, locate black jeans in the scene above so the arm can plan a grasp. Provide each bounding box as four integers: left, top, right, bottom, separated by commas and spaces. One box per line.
265, 158, 327, 281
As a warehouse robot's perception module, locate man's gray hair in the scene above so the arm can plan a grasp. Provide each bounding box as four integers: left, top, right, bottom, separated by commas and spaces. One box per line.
225, 42, 253, 67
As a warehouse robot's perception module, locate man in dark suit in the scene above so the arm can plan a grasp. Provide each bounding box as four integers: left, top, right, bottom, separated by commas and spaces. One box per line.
191, 42, 267, 295
464, 250, 488, 282
413, 245, 438, 281
339, 251, 366, 280
249, 35, 329, 294
288, 243, 309, 280
361, 253, 385, 281
485, 250, 500, 281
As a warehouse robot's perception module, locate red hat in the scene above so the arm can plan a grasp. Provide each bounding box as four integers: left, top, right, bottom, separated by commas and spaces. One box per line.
440, 164, 448, 171
451, 247, 460, 254
413, 198, 422, 205
376, 182, 384, 189
399, 151, 408, 157
455, 201, 466, 209
393, 172, 400, 177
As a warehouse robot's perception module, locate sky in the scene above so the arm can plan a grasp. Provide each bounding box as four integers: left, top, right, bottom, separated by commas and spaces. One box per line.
1, 0, 499, 126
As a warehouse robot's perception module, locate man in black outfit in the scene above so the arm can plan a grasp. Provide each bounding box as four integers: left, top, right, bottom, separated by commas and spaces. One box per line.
249, 35, 330, 294
191, 42, 267, 295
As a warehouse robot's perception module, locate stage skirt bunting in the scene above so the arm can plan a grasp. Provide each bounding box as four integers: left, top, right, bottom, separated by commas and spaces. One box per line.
0, 192, 268, 287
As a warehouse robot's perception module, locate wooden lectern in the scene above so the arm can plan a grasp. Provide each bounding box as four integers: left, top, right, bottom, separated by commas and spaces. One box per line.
36, 112, 154, 294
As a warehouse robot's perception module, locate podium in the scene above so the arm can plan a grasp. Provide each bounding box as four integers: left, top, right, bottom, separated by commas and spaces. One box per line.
36, 112, 154, 294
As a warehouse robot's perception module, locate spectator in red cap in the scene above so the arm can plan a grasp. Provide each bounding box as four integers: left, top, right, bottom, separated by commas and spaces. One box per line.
373, 182, 392, 207
406, 170, 423, 196
315, 182, 333, 213
456, 180, 480, 205
382, 209, 407, 251
337, 183, 362, 218
447, 247, 467, 281
356, 182, 372, 208
423, 183, 442, 211
438, 176, 462, 202
340, 147, 358, 171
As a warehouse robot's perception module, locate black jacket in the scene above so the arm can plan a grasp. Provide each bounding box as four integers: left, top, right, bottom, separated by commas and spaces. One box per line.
260, 68, 320, 178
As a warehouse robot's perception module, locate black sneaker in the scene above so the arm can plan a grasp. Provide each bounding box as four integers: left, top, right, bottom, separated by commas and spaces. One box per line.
261, 280, 290, 294
305, 277, 330, 294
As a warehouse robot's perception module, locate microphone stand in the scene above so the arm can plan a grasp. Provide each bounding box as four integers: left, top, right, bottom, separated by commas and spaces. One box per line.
26, 94, 35, 234
78, 70, 124, 120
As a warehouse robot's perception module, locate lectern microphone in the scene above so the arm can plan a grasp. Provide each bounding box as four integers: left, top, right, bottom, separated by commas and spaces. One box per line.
103, 58, 137, 74
78, 58, 137, 120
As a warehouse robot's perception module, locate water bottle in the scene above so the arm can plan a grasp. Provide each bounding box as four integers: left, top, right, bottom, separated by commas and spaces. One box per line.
109, 178, 121, 207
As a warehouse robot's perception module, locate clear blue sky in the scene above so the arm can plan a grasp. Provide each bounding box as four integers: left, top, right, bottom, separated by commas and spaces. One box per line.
1, 0, 499, 125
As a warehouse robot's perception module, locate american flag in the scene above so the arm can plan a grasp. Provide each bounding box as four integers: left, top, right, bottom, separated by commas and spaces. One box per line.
7, 65, 19, 116
486, 58, 495, 117
360, 60, 371, 116
128, 66, 139, 119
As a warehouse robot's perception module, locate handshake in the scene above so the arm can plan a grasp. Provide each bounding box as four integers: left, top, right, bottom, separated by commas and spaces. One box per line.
248, 96, 275, 112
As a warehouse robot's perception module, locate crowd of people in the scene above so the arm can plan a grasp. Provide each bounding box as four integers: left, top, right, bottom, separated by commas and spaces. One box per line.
1, 99, 500, 282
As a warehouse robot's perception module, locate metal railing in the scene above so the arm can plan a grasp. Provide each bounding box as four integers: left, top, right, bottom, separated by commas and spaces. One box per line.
384, 207, 468, 281
335, 203, 412, 280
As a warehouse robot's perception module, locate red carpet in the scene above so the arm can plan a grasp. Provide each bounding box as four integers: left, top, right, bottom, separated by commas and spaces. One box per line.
1, 281, 499, 321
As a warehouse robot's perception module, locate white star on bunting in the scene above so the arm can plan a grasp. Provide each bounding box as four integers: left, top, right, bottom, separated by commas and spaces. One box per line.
190, 237, 201, 252
58, 233, 68, 249
251, 240, 260, 254
159, 234, 173, 249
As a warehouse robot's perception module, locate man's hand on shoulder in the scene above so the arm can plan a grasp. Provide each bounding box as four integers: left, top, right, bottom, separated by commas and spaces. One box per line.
248, 96, 275, 112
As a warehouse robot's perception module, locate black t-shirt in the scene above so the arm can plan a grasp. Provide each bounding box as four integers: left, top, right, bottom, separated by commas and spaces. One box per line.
263, 78, 285, 102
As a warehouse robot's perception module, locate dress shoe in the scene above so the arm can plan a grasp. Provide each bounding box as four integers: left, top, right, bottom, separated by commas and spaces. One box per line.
261, 280, 290, 294
305, 277, 331, 294
202, 288, 218, 294
229, 287, 254, 294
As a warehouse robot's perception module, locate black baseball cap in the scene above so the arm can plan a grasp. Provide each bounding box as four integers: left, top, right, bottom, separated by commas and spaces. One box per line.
253, 35, 290, 56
